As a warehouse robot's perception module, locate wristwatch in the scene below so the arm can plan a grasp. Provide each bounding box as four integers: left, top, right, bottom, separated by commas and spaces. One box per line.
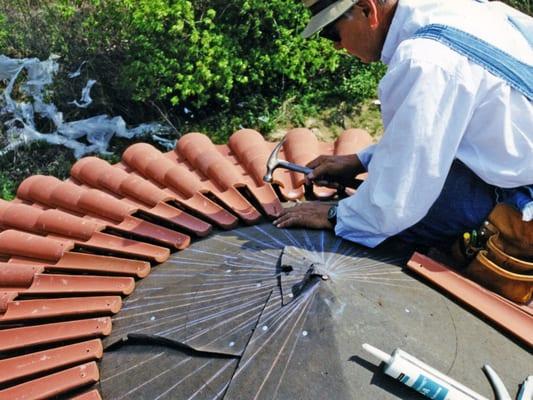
327, 205, 338, 227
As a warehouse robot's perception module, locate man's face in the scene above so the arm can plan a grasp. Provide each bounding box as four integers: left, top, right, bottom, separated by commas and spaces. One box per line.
324, 1, 384, 63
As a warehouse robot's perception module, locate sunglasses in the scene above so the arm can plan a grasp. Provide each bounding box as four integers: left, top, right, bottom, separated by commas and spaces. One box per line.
318, 7, 353, 42
319, 20, 341, 42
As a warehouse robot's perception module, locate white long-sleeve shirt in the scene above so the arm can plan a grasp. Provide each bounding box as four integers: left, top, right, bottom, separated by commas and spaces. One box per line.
335, 0, 533, 247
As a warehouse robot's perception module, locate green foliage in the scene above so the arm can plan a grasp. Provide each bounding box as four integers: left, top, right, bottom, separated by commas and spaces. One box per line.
0, 0, 345, 114
0, 173, 15, 201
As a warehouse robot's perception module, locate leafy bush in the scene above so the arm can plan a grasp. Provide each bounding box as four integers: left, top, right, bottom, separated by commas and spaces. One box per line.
0, 1, 342, 114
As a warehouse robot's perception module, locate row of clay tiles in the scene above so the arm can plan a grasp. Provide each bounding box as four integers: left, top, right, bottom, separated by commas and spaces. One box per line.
0, 128, 373, 399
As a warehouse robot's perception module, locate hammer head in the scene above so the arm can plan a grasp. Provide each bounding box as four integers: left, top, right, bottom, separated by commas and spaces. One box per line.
263, 139, 285, 183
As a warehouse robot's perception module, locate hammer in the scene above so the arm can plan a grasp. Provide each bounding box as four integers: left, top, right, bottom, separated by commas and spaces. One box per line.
263, 139, 312, 183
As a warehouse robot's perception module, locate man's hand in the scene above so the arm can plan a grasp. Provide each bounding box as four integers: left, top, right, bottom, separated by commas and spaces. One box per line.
273, 202, 333, 230
305, 154, 365, 188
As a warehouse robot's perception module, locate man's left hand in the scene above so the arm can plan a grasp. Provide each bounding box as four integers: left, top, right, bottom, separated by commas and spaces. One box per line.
273, 202, 333, 230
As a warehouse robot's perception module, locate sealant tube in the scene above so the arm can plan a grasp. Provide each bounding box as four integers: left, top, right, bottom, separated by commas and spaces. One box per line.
517, 376, 533, 400
362, 343, 489, 400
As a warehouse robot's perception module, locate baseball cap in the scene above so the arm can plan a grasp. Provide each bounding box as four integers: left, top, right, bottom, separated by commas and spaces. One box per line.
301, 0, 359, 39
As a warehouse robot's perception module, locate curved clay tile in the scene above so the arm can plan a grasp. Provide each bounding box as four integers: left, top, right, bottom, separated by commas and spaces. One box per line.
81, 232, 170, 263
0, 230, 73, 262
0, 199, 43, 233
178, 133, 242, 191
334, 129, 373, 155
0, 201, 100, 240
44, 253, 151, 278
71, 157, 171, 207
228, 129, 272, 187
77, 188, 133, 223
37, 209, 100, 240
122, 143, 239, 229
0, 339, 103, 386
282, 128, 335, 199
0, 296, 122, 322
0, 264, 40, 288
0, 317, 112, 352
0, 361, 100, 400
0, 202, 169, 262
72, 157, 212, 237
16, 175, 59, 206
3, 272, 135, 296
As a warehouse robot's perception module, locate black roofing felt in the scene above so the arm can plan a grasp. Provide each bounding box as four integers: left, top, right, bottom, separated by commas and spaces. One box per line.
96, 224, 531, 399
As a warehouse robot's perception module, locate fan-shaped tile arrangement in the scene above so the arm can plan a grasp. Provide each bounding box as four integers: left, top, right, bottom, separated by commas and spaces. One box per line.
2, 128, 530, 399
0, 128, 373, 399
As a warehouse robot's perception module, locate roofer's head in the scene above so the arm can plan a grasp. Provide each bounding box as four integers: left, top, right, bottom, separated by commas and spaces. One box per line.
301, 0, 397, 63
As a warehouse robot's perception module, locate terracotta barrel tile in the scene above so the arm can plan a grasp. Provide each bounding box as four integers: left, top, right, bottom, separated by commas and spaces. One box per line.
0, 292, 17, 314
407, 253, 533, 347
228, 129, 270, 186
283, 129, 335, 198
284, 128, 319, 168
0, 296, 122, 322
182, 193, 239, 229
0, 339, 103, 386
334, 128, 373, 155
123, 143, 205, 199
16, 175, 59, 205
77, 188, 133, 223
149, 202, 212, 237
162, 165, 204, 198
177, 133, 242, 191
0, 231, 73, 262
72, 157, 171, 206
26, 274, 135, 296
0, 361, 99, 400
0, 264, 41, 288
122, 143, 161, 175
0, 203, 101, 241
0, 202, 42, 233
48, 181, 86, 212
36, 209, 100, 241
51, 252, 150, 278
215, 190, 262, 224
69, 389, 102, 400
117, 216, 191, 250
0, 317, 112, 352
70, 157, 113, 190
84, 232, 170, 263
120, 175, 171, 206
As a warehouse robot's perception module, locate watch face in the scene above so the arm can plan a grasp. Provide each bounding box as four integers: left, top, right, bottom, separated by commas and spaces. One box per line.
328, 205, 337, 221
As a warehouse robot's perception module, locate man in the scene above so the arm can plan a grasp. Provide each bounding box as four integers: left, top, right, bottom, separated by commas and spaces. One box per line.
274, 0, 532, 253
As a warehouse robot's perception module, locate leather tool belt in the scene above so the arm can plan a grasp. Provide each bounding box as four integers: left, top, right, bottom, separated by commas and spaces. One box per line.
452, 204, 533, 304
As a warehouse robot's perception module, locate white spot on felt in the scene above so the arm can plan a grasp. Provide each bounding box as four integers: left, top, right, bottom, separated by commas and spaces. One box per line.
302, 331, 308, 337
229, 341, 235, 347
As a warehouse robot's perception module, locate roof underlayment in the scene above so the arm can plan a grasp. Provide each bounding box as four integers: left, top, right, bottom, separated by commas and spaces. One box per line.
0, 128, 531, 399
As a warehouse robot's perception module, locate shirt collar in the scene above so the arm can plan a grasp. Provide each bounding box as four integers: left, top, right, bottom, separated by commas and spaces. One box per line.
380, 0, 429, 65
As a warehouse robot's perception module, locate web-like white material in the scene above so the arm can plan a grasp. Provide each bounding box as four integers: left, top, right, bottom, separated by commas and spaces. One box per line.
0, 55, 176, 158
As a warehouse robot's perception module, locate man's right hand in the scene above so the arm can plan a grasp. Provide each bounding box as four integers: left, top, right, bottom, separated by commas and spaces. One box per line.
305, 154, 365, 189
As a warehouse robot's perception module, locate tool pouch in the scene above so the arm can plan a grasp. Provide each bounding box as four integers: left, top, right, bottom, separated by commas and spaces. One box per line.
463, 204, 533, 304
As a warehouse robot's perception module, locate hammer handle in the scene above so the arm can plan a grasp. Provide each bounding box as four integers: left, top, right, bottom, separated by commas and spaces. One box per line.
277, 160, 313, 175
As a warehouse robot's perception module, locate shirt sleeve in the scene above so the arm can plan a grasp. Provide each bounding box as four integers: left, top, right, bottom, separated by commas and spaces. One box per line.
335, 57, 476, 247
356, 144, 377, 171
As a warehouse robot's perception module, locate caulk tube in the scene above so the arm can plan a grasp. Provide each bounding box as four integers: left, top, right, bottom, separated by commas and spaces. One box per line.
517, 376, 533, 400
363, 344, 488, 400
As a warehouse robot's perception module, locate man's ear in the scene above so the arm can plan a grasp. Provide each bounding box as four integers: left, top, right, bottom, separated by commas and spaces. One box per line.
358, 0, 380, 29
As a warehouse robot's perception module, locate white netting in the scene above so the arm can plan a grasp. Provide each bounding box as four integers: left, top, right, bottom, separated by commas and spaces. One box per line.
0, 55, 177, 158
